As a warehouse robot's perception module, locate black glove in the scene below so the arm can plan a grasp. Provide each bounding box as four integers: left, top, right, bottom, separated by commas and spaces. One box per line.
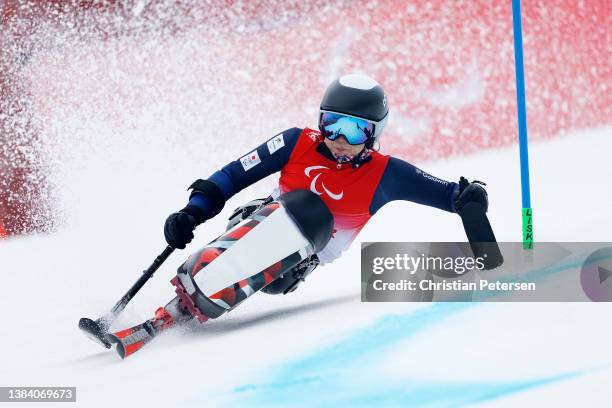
454, 177, 488, 213
454, 177, 502, 269
164, 179, 227, 249
164, 210, 199, 249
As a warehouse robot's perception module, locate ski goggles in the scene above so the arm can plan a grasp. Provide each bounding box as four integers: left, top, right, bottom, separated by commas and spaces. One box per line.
319, 111, 376, 145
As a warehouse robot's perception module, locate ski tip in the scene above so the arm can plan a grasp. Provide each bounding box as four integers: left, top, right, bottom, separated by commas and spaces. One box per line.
78, 317, 112, 349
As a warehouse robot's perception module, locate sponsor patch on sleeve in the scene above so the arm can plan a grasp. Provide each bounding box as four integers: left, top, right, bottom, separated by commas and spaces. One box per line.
267, 133, 285, 155
240, 150, 261, 171
416, 168, 448, 185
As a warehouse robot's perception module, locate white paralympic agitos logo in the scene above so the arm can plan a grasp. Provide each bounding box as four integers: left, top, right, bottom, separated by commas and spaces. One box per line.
304, 166, 344, 200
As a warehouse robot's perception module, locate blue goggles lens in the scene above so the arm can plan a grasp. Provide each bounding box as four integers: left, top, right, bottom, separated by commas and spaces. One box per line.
319, 112, 375, 145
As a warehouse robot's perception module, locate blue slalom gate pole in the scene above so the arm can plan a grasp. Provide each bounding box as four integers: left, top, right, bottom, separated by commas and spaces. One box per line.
512, 0, 534, 249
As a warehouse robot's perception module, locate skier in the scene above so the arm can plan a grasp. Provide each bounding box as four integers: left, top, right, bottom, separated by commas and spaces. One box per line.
103, 74, 499, 357
164, 73, 491, 287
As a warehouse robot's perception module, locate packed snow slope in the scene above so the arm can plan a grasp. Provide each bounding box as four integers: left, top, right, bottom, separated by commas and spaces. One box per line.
0, 125, 611, 407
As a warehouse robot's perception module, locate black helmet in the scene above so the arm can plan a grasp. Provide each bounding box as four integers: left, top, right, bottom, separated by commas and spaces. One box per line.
319, 74, 389, 147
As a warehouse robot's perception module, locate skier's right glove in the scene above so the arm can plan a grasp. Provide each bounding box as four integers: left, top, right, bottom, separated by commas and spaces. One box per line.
164, 179, 226, 249
164, 209, 200, 249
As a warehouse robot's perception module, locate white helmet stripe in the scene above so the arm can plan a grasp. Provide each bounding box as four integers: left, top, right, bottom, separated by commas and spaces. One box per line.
339, 73, 379, 90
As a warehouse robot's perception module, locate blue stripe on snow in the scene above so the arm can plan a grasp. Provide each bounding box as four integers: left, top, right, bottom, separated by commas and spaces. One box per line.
229, 303, 584, 407
212, 249, 603, 407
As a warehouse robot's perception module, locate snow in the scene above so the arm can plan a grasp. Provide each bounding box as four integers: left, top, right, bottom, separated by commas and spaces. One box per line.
0, 125, 611, 407
0, 2, 610, 405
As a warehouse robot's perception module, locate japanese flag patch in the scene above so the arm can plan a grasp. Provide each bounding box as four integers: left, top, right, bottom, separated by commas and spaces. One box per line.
267, 133, 285, 155
240, 150, 261, 171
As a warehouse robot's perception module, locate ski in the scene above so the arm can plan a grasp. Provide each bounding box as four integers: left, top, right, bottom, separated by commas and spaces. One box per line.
106, 297, 193, 359
102, 192, 331, 359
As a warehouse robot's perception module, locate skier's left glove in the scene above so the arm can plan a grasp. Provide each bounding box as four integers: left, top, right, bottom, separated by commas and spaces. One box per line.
454, 177, 488, 213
